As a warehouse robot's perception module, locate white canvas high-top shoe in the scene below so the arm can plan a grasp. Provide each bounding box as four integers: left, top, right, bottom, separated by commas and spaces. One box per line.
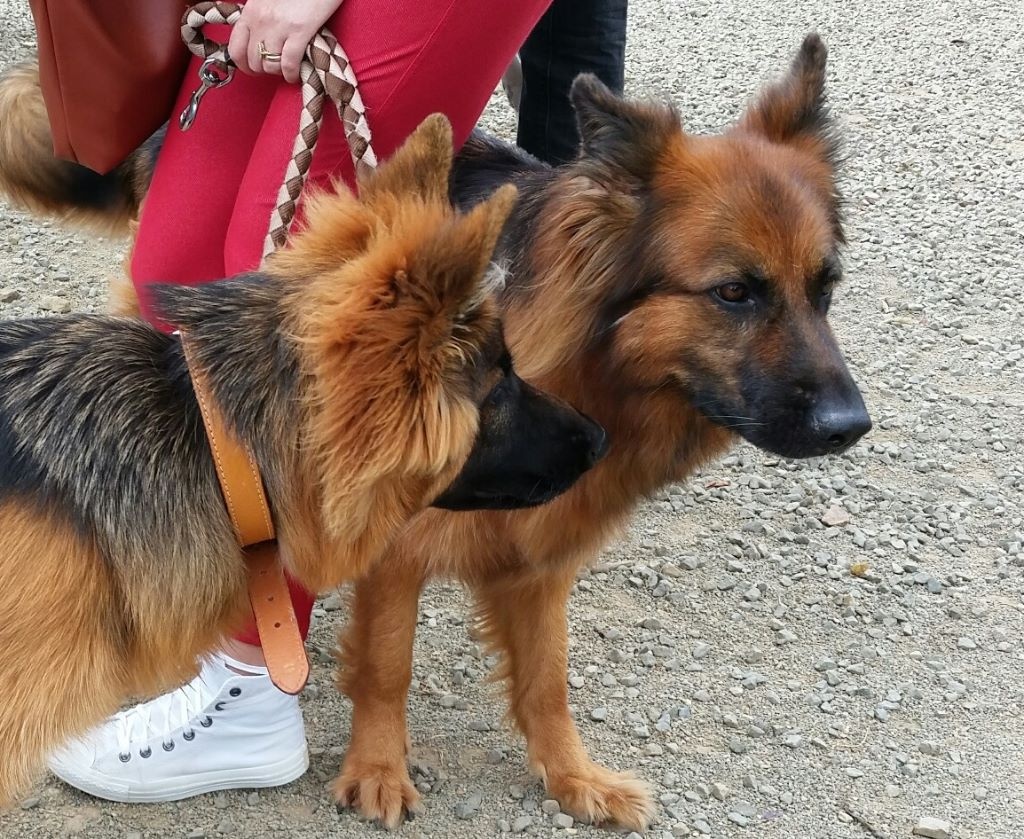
48, 653, 308, 803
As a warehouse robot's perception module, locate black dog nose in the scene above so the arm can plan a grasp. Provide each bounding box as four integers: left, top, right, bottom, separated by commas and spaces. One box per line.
816, 406, 872, 451
573, 422, 609, 467
588, 426, 610, 465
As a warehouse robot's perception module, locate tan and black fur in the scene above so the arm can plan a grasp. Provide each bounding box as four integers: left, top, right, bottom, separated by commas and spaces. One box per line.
0, 35, 870, 830
0, 59, 157, 236
0, 115, 606, 803
330, 35, 872, 831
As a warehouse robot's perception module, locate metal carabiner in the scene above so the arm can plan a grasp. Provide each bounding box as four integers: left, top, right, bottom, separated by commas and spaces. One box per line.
179, 57, 236, 131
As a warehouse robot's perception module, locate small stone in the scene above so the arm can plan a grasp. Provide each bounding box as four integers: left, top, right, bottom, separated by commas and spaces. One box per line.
39, 294, 71, 313
554, 813, 574, 829
455, 791, 483, 819
885, 784, 902, 798
541, 799, 561, 815
692, 642, 712, 659
973, 787, 988, 801
322, 593, 344, 611
187, 831, 207, 839
710, 782, 731, 801
919, 741, 943, 756
0, 288, 20, 303
590, 707, 608, 722
821, 506, 851, 527
569, 675, 585, 688
19, 797, 39, 810
512, 815, 534, 832
913, 817, 952, 838
729, 737, 750, 754
957, 637, 977, 650
246, 792, 260, 806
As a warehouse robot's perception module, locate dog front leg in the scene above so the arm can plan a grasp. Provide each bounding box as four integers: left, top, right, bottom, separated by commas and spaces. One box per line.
332, 562, 425, 829
473, 567, 655, 832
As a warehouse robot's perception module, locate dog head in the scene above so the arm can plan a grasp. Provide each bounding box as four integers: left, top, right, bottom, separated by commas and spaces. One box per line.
560, 35, 869, 459
274, 115, 606, 535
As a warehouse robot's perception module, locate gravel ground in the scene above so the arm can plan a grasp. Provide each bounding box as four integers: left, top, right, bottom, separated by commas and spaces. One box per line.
2, 1, 1022, 838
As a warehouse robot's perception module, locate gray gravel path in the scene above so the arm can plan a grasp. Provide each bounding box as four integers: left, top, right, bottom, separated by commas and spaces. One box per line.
1, 1, 1022, 838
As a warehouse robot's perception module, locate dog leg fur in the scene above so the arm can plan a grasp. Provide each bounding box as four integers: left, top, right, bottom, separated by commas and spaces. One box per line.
474, 567, 655, 831
0, 502, 126, 803
333, 559, 426, 828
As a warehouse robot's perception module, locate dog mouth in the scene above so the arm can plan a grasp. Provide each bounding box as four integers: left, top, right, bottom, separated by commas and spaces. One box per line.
434, 476, 567, 511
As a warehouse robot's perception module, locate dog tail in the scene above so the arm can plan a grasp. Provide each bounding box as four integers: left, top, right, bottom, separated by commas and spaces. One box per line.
0, 58, 158, 236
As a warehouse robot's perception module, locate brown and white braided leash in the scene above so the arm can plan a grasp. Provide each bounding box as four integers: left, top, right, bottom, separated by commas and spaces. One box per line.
179, 2, 379, 258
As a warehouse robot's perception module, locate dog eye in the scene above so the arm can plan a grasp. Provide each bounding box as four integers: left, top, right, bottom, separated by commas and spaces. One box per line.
714, 282, 751, 305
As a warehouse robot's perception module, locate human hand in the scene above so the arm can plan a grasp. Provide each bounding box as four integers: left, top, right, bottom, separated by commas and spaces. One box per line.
228, 0, 346, 83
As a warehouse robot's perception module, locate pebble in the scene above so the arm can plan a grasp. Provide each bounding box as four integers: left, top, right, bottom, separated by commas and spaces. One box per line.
512, 815, 534, 833
913, 817, 953, 838
19, 797, 39, 810
821, 506, 851, 527
553, 813, 574, 829
455, 790, 483, 819
541, 799, 561, 815
590, 707, 608, 721
957, 637, 977, 650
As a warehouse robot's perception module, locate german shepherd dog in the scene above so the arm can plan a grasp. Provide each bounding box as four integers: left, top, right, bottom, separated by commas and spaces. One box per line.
0, 34, 870, 830
0, 116, 607, 805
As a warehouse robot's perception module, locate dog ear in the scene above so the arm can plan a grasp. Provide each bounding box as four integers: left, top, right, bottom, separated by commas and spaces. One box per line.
738, 34, 839, 166
358, 113, 453, 206
570, 74, 680, 177
415, 182, 517, 321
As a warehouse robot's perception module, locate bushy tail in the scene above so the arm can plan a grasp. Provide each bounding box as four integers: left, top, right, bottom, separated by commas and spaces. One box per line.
0, 58, 158, 236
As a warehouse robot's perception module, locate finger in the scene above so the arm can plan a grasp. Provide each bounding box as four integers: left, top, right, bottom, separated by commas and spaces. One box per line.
280, 37, 306, 85
228, 22, 254, 75
249, 36, 267, 76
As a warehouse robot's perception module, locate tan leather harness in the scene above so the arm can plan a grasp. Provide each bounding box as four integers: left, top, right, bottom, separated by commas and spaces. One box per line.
180, 334, 310, 695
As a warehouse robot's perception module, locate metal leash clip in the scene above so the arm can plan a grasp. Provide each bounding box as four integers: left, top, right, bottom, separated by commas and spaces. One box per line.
179, 56, 236, 131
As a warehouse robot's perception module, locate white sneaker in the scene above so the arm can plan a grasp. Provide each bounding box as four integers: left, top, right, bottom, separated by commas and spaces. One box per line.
48, 653, 309, 803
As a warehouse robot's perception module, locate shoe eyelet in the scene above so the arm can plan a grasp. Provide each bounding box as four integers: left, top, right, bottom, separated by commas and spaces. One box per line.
162, 741, 175, 752
139, 747, 152, 759
229, 687, 242, 697
214, 701, 226, 711
200, 716, 213, 728
118, 752, 131, 763
183, 730, 196, 741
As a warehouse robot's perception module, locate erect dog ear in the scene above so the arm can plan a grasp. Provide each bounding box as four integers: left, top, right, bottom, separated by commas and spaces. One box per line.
358, 113, 453, 205
407, 183, 517, 324
570, 74, 680, 177
738, 34, 839, 165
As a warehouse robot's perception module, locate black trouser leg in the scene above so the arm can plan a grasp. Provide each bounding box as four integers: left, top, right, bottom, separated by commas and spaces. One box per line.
516, 0, 628, 165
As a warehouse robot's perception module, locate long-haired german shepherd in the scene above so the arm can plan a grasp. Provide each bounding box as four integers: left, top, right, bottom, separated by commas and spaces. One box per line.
0, 115, 606, 804
331, 34, 871, 831
0, 34, 869, 830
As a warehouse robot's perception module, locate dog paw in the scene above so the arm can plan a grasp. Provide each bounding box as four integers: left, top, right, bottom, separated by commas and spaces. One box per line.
545, 765, 655, 831
332, 758, 422, 829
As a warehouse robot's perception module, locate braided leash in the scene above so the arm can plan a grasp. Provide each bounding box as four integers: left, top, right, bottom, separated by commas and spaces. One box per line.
179, 2, 379, 258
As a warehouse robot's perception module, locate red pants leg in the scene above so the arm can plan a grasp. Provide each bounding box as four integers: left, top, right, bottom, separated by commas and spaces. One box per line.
131, 2, 552, 646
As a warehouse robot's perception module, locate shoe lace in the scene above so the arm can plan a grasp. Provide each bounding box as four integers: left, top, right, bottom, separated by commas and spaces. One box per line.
113, 669, 216, 760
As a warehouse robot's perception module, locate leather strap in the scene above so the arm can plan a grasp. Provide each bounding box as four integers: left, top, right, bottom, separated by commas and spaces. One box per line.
180, 333, 310, 695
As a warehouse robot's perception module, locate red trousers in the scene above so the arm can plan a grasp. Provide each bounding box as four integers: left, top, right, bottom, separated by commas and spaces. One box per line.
132, 1, 551, 645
